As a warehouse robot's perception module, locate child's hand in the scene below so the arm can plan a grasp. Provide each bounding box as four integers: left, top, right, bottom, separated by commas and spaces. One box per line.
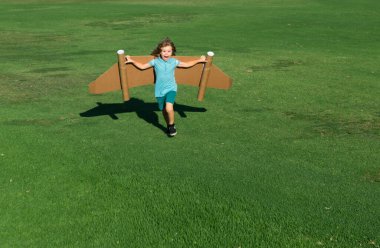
125, 55, 133, 64
199, 55, 206, 62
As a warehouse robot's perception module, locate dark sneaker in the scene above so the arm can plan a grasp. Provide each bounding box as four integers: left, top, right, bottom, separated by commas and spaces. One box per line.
167, 125, 177, 137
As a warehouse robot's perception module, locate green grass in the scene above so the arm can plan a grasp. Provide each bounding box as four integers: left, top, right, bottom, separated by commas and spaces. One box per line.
1, 0, 379, 247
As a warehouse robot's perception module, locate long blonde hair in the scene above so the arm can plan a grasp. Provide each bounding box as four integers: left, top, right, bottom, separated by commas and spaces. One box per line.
151, 37, 177, 57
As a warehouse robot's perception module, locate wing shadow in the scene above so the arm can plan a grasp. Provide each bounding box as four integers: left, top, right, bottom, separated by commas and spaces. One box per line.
79, 97, 207, 133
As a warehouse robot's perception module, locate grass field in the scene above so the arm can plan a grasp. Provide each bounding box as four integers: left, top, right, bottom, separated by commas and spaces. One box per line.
1, 0, 379, 247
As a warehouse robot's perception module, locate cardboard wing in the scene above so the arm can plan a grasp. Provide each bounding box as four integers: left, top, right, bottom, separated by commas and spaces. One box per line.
88, 53, 232, 101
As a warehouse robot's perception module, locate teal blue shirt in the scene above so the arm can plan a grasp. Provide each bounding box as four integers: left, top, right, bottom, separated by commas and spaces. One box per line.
149, 57, 180, 97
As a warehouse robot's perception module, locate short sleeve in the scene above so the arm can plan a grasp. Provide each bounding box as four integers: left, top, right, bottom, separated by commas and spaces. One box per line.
149, 59, 155, 66
174, 59, 180, 66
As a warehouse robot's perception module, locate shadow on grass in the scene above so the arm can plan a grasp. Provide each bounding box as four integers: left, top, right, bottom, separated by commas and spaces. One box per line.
248, 59, 303, 72
79, 97, 207, 133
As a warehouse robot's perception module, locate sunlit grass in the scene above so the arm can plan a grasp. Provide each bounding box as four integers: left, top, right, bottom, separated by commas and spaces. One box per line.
0, 0, 379, 247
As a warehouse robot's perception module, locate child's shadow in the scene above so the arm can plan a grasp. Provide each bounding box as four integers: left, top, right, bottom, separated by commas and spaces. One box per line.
79, 97, 207, 133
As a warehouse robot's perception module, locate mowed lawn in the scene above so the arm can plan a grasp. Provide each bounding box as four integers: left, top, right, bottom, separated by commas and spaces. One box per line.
0, 0, 379, 247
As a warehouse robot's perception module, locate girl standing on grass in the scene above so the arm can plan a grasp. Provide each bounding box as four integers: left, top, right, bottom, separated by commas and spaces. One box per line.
125, 37, 206, 137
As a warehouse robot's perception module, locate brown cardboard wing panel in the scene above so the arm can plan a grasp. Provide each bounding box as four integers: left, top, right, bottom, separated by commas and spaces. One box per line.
207, 65, 233, 89
125, 66, 155, 88
175, 56, 204, 86
175, 64, 204, 86
175, 56, 204, 87
89, 63, 121, 94
88, 55, 232, 94
125, 56, 154, 88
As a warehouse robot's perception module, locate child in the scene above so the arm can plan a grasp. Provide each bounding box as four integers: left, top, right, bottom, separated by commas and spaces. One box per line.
125, 37, 206, 137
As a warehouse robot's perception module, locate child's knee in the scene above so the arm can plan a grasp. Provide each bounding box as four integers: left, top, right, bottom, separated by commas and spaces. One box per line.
165, 103, 174, 112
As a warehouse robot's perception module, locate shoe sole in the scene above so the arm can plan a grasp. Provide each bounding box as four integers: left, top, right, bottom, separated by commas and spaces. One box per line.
168, 132, 177, 137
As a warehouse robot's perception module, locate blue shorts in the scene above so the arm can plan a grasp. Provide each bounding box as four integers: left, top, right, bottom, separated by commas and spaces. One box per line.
156, 91, 176, 111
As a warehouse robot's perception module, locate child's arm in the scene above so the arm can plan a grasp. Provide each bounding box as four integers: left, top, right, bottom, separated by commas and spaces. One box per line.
178, 56, 206, 68
125, 55, 152, 70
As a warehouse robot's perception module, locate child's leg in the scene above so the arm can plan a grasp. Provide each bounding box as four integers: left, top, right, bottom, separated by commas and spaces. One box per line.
165, 102, 177, 136
162, 108, 170, 125
164, 103, 175, 125
157, 91, 177, 136
156, 96, 167, 123
164, 91, 176, 126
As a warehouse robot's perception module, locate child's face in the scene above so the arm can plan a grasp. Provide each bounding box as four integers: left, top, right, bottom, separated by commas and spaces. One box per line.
160, 45, 173, 60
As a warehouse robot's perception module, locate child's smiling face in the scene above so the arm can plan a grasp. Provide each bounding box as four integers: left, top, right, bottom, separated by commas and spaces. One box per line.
160, 45, 173, 61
